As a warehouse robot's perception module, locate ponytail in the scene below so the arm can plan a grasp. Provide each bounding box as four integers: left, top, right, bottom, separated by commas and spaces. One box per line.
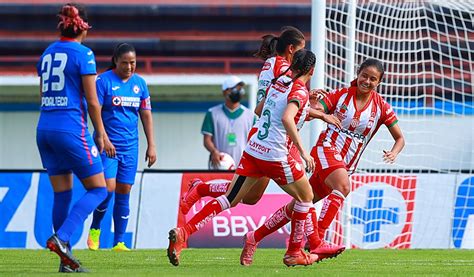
254, 34, 278, 61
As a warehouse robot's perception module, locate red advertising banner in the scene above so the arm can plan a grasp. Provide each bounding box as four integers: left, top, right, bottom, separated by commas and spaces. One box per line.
179, 172, 292, 248
178, 173, 416, 249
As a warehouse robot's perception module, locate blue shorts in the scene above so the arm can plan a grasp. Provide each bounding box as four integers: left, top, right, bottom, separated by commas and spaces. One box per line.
101, 148, 138, 185
36, 130, 103, 179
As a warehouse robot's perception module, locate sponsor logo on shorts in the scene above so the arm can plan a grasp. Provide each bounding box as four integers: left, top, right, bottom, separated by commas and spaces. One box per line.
295, 162, 302, 171
91, 146, 98, 157
334, 154, 342, 161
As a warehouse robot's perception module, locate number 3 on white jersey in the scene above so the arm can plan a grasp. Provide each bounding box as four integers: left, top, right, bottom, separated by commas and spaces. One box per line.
41, 53, 67, 93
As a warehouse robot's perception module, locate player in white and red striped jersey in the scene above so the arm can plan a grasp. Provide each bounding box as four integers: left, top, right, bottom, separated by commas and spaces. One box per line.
168, 49, 321, 267
243, 58, 405, 262
309, 59, 404, 242
180, 26, 306, 213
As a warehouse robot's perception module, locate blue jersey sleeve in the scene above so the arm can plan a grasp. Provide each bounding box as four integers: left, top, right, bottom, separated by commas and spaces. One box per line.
139, 77, 152, 111
96, 75, 106, 106
79, 48, 97, 75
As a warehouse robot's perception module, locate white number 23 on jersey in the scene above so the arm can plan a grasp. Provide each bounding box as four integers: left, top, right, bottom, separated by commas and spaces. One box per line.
41, 53, 68, 93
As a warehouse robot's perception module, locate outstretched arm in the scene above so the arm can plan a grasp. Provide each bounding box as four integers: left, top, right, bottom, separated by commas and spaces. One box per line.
306, 108, 342, 129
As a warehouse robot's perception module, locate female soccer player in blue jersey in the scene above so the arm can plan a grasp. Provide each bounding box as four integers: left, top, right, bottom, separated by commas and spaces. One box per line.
86, 43, 156, 251
36, 3, 109, 273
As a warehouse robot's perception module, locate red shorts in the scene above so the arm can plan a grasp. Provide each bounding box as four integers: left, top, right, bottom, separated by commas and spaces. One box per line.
236, 151, 305, 186
309, 144, 347, 199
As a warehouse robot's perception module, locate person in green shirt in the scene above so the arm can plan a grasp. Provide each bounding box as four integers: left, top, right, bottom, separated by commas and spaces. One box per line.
201, 75, 255, 169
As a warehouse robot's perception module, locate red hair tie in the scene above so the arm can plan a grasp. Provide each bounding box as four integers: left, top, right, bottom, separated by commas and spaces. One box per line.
57, 5, 91, 33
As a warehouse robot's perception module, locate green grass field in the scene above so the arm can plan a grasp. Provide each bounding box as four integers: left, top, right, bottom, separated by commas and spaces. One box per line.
1, 248, 474, 276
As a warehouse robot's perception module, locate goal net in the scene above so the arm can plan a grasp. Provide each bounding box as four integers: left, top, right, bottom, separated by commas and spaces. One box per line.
315, 0, 474, 249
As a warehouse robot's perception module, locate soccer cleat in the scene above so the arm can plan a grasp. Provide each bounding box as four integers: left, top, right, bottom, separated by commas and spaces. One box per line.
240, 231, 258, 266
59, 262, 89, 273
87, 228, 101, 251
112, 242, 131, 252
167, 228, 187, 266
46, 234, 81, 271
310, 241, 345, 262
180, 178, 204, 215
283, 249, 319, 267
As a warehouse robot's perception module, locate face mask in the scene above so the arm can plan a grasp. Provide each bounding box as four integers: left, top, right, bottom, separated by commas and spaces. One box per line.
228, 87, 244, 103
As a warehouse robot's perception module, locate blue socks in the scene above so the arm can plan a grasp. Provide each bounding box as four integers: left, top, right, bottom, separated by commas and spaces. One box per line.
57, 187, 107, 242
90, 191, 114, 229
52, 190, 72, 233
113, 193, 130, 245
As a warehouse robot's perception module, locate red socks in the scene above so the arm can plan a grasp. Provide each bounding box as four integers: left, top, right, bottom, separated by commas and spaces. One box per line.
287, 201, 312, 254
318, 190, 345, 239
183, 195, 230, 235
305, 207, 322, 249
196, 181, 230, 198
254, 203, 292, 242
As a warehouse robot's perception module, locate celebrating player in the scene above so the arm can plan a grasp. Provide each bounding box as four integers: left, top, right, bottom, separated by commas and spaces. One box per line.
180, 26, 309, 213
36, 3, 108, 272
168, 49, 321, 267
240, 58, 406, 264
86, 43, 156, 251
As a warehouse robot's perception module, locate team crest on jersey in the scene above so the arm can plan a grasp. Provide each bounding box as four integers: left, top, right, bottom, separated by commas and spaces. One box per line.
350, 118, 360, 128
112, 96, 122, 106
91, 146, 98, 157
133, 85, 140, 94
262, 62, 271, 71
